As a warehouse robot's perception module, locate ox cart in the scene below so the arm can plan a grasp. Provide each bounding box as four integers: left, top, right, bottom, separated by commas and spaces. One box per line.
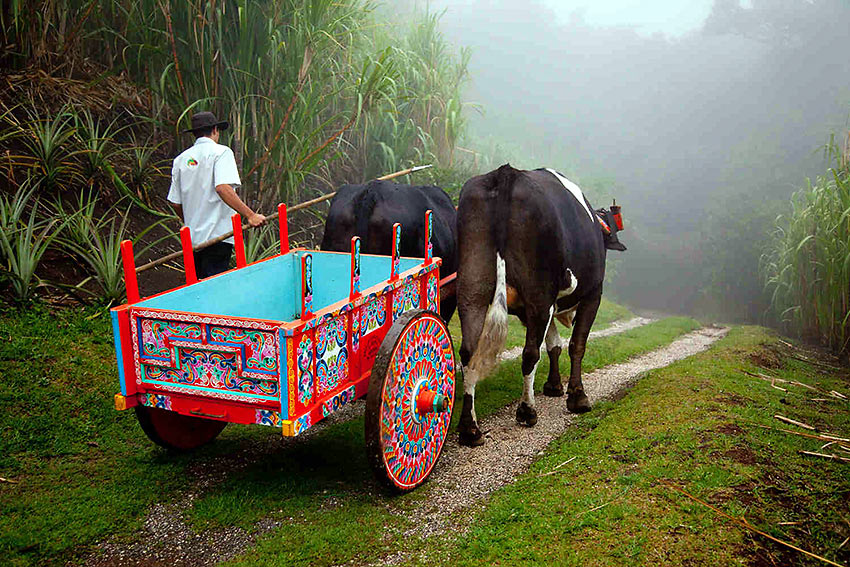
110, 207, 455, 491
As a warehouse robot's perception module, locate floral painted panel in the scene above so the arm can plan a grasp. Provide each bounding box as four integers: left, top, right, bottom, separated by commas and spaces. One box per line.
138, 392, 172, 410
427, 273, 439, 312
255, 409, 283, 427
208, 325, 278, 375
392, 278, 421, 321
293, 413, 311, 436
297, 334, 314, 406
361, 297, 386, 337
316, 316, 348, 395
321, 385, 356, 417
139, 319, 202, 359
142, 347, 278, 398
351, 308, 361, 354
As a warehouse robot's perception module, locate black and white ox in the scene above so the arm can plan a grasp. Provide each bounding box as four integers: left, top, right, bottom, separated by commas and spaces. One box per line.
320, 179, 458, 321
456, 164, 625, 446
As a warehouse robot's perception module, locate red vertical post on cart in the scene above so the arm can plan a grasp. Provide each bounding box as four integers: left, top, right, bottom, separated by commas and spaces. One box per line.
120, 240, 140, 304
350, 236, 361, 301
301, 253, 313, 320
424, 209, 433, 266
278, 203, 290, 255
180, 226, 198, 285
390, 222, 401, 281
232, 213, 247, 268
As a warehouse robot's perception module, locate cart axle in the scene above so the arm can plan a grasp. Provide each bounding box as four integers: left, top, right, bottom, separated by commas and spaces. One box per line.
416, 389, 449, 415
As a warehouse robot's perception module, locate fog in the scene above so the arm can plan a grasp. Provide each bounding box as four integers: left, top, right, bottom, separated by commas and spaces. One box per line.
410, 0, 850, 320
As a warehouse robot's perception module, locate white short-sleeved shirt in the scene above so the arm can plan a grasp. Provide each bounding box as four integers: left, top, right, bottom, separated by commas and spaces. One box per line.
167, 137, 242, 245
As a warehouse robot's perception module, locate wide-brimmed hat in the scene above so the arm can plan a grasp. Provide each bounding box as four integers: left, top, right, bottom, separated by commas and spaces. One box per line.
183, 111, 229, 134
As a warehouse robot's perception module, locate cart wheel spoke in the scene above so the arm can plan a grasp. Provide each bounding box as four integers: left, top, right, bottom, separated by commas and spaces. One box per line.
366, 309, 456, 492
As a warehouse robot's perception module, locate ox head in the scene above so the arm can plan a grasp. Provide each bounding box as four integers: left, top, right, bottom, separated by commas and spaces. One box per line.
596, 202, 627, 252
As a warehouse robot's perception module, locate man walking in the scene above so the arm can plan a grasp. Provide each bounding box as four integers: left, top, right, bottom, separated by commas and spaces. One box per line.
167, 111, 266, 278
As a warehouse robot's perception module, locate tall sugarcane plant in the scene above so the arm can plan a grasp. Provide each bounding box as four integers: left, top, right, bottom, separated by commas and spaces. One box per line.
2, 1, 470, 207
762, 135, 850, 361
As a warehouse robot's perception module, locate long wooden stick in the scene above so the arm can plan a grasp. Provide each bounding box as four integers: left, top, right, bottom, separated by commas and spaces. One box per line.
135, 164, 432, 274
774, 415, 816, 431
661, 481, 844, 566
744, 423, 850, 444
799, 451, 850, 463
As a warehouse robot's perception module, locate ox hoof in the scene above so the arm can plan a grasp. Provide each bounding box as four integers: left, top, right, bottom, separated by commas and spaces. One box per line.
458, 425, 485, 447
566, 389, 591, 414
516, 402, 538, 426
543, 381, 564, 397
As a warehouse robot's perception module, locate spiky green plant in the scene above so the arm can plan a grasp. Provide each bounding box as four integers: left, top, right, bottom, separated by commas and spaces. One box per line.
762, 141, 850, 360
0, 180, 63, 304
242, 223, 279, 265
53, 191, 172, 304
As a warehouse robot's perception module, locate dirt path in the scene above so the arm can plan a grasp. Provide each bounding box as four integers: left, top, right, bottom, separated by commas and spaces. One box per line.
86, 321, 717, 567
388, 325, 729, 545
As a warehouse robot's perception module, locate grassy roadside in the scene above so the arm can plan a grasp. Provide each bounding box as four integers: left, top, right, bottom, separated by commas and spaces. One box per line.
218, 316, 700, 566
409, 327, 850, 566
0, 302, 683, 566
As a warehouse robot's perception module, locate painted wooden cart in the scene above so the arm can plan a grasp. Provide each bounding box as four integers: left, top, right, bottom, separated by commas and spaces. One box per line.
110, 207, 455, 491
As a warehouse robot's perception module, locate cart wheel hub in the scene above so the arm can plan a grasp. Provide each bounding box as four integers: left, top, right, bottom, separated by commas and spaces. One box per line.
414, 383, 449, 419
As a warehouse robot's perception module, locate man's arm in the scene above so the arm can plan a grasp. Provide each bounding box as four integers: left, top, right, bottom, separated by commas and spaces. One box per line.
215, 184, 266, 227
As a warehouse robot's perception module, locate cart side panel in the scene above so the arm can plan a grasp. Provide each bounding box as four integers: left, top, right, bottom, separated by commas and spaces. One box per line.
129, 309, 283, 412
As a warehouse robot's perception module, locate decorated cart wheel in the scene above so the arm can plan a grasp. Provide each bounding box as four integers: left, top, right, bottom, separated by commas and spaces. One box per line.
365, 309, 456, 492
135, 406, 227, 452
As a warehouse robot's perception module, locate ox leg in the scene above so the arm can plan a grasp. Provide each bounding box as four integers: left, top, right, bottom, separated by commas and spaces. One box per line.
516, 306, 553, 427
566, 295, 601, 414
459, 370, 484, 447
542, 318, 565, 397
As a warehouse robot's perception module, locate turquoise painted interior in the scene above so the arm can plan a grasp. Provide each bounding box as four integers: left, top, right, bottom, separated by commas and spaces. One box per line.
137, 251, 421, 322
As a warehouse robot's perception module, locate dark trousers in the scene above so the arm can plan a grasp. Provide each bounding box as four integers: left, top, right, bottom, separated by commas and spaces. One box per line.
194, 242, 233, 279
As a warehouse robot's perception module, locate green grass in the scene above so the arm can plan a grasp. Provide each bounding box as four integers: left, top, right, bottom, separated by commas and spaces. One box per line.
0, 306, 275, 566
406, 327, 850, 566
0, 301, 691, 566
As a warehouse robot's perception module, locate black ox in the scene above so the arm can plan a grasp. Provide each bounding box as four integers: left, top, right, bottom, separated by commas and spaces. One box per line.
455, 164, 625, 446
320, 179, 458, 321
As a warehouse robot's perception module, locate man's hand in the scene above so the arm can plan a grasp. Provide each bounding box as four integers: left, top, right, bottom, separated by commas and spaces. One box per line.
216, 184, 266, 227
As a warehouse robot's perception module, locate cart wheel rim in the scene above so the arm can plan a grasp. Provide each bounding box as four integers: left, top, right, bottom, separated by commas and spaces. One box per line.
378, 311, 455, 490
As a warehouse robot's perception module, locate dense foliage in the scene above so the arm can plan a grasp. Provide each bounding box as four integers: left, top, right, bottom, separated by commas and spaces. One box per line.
762, 140, 850, 361
0, 1, 472, 304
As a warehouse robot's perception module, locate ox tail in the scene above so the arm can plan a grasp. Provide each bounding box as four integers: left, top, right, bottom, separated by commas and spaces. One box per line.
491, 164, 517, 257
466, 252, 509, 376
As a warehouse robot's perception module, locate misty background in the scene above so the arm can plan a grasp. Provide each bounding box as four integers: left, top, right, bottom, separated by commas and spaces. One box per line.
396, 0, 850, 321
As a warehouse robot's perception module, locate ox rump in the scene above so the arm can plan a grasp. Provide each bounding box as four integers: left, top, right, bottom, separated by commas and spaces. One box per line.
320, 178, 458, 321
455, 164, 626, 447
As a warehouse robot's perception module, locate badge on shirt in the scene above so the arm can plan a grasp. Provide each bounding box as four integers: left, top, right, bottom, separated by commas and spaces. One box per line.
187, 157, 199, 167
